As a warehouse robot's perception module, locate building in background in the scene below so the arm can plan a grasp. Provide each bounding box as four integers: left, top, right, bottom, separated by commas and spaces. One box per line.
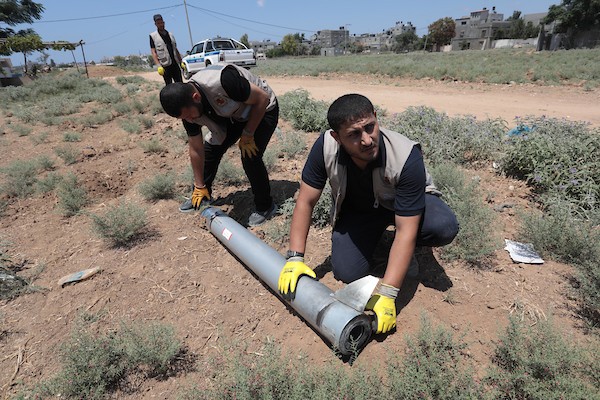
451, 7, 508, 50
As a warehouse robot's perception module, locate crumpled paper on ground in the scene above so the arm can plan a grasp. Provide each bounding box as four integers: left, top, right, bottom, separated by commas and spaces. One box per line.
504, 239, 544, 264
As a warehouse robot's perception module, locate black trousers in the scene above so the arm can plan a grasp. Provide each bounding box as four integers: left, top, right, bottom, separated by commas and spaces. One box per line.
162, 63, 182, 85
331, 194, 459, 283
203, 103, 279, 212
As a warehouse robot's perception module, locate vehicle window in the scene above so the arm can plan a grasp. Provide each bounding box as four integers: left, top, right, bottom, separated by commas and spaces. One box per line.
205, 41, 215, 52
233, 41, 246, 50
213, 40, 234, 50
191, 44, 200, 54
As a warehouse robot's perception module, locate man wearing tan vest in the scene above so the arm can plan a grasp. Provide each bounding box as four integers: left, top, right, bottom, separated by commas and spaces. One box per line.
150, 14, 183, 85
278, 94, 458, 335
159, 63, 279, 226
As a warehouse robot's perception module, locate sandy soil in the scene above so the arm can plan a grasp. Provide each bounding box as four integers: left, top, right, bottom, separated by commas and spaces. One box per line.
0, 65, 597, 398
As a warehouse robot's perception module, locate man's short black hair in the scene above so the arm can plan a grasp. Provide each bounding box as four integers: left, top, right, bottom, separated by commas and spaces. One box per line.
153, 14, 163, 22
327, 94, 375, 132
160, 83, 196, 117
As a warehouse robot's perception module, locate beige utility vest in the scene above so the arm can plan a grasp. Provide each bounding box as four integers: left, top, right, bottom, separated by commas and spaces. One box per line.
323, 128, 440, 225
189, 63, 277, 145
150, 30, 177, 67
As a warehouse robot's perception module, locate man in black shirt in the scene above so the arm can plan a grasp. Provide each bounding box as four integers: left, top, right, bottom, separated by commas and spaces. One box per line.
160, 64, 279, 226
278, 94, 458, 335
150, 14, 183, 85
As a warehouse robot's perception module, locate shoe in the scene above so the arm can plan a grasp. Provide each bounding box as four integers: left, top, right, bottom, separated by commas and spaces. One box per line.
248, 203, 278, 226
179, 197, 210, 213
407, 255, 420, 278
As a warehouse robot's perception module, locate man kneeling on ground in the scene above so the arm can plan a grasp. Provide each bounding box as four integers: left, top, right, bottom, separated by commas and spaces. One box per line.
278, 94, 459, 334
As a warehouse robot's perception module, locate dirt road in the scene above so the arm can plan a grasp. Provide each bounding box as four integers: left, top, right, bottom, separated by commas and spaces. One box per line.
139, 70, 600, 126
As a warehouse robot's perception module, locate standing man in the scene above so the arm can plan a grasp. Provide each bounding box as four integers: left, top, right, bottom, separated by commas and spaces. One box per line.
159, 63, 279, 226
278, 94, 459, 334
150, 14, 184, 85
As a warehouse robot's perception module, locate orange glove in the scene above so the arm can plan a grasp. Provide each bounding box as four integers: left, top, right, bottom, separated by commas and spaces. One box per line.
191, 185, 210, 209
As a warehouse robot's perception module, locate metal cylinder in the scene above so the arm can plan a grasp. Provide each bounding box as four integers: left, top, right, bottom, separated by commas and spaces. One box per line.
201, 207, 372, 355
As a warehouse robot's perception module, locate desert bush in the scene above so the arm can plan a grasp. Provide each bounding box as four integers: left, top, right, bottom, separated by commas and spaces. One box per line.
382, 106, 507, 165
486, 317, 599, 399
12, 124, 32, 137
0, 159, 40, 198
41, 320, 182, 399
279, 89, 329, 132
501, 116, 600, 218
29, 132, 49, 145
115, 75, 146, 85
312, 184, 332, 228
91, 201, 148, 247
57, 173, 88, 217
147, 95, 164, 115
138, 115, 154, 129
263, 197, 295, 243
120, 119, 142, 134
113, 101, 132, 115
79, 110, 113, 127
12, 108, 35, 123
35, 172, 63, 194
216, 159, 244, 185
39, 95, 81, 117
140, 138, 166, 154
139, 173, 176, 201
54, 144, 80, 165
519, 204, 600, 323
63, 132, 82, 142
430, 163, 499, 265
131, 99, 146, 113
387, 315, 482, 399
277, 129, 307, 156
36, 154, 56, 171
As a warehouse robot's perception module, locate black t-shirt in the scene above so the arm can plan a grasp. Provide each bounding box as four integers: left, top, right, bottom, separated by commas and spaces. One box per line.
183, 65, 252, 137
150, 30, 176, 64
301, 132, 426, 216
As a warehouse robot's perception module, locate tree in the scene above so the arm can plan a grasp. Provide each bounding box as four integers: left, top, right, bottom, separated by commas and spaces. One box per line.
544, 0, 600, 33
392, 31, 419, 52
239, 33, 250, 48
6, 32, 44, 71
0, 0, 44, 38
428, 17, 456, 51
281, 33, 304, 55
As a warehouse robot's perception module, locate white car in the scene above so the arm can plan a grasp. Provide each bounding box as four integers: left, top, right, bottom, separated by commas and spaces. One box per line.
182, 38, 256, 79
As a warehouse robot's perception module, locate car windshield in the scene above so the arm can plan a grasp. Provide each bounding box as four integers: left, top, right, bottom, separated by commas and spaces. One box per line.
212, 40, 234, 50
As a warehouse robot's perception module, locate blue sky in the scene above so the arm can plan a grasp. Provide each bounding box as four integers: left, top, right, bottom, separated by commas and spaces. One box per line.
7, 0, 559, 64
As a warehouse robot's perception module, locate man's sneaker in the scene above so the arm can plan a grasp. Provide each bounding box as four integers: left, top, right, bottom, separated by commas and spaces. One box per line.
407, 255, 420, 278
179, 198, 194, 213
179, 197, 211, 213
248, 203, 278, 226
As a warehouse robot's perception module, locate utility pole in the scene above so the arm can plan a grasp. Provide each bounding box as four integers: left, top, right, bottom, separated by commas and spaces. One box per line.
183, 0, 194, 48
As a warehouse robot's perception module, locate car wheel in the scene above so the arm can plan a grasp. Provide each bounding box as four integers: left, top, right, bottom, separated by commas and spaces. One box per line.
205, 60, 212, 67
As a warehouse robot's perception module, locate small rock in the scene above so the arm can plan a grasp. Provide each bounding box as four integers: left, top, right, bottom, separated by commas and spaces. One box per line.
82, 146, 96, 157
508, 185, 515, 191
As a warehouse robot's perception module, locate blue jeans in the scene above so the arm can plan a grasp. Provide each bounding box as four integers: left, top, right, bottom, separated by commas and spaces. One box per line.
331, 194, 459, 283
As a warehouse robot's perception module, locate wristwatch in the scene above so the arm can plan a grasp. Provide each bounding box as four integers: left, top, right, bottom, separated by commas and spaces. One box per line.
286, 250, 304, 259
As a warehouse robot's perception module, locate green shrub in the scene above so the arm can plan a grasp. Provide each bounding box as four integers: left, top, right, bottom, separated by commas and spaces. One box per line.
140, 138, 165, 154
139, 173, 176, 201
486, 317, 599, 399
278, 129, 307, 156
0, 159, 40, 198
131, 99, 146, 113
147, 95, 164, 115
216, 159, 244, 185
79, 110, 113, 127
35, 154, 56, 171
138, 115, 154, 129
115, 75, 146, 85
12, 108, 35, 123
35, 172, 63, 194
279, 89, 329, 132
387, 315, 482, 399
54, 144, 80, 165
91, 201, 148, 247
382, 106, 507, 165
430, 163, 499, 265
41, 320, 182, 399
12, 124, 32, 137
501, 116, 600, 217
29, 131, 49, 145
63, 132, 82, 142
113, 101, 132, 115
519, 204, 600, 323
263, 197, 295, 243
312, 184, 332, 228
120, 119, 142, 134
39, 95, 81, 116
57, 173, 88, 217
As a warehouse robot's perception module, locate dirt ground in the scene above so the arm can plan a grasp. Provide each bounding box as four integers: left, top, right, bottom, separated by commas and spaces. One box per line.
1, 65, 598, 398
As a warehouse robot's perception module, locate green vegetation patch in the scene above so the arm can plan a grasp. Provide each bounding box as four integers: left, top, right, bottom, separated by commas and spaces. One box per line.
90, 201, 148, 247
279, 89, 329, 132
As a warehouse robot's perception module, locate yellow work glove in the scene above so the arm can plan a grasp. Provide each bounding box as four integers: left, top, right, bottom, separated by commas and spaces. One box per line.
157, 66, 165, 76
191, 185, 211, 210
278, 256, 316, 301
238, 132, 259, 158
180, 62, 186, 70
366, 283, 399, 334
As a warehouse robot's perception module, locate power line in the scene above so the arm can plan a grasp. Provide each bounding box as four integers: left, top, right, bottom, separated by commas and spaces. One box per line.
33, 4, 183, 23
188, 7, 283, 39
186, 3, 315, 33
